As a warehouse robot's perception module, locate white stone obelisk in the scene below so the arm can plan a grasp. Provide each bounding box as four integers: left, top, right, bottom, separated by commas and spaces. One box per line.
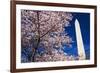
75, 19, 86, 60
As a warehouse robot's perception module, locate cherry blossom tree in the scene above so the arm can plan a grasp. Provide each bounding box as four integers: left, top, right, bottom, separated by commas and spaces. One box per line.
21, 10, 77, 62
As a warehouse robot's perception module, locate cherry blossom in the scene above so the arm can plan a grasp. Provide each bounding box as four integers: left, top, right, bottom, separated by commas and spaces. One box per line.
21, 10, 78, 62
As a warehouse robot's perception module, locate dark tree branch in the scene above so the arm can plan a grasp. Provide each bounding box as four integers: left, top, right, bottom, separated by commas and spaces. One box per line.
31, 11, 41, 62
40, 25, 56, 38
37, 11, 40, 35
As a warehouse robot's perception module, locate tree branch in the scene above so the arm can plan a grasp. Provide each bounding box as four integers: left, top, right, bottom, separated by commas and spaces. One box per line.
40, 25, 56, 38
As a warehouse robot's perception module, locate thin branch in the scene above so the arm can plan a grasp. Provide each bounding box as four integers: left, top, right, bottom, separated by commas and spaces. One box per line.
40, 25, 56, 38
37, 11, 40, 36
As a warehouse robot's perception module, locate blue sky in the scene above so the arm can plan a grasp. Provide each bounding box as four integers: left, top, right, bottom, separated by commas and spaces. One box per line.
64, 12, 90, 59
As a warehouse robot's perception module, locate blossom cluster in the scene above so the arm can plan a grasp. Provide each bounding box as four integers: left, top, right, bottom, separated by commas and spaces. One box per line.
21, 10, 78, 62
